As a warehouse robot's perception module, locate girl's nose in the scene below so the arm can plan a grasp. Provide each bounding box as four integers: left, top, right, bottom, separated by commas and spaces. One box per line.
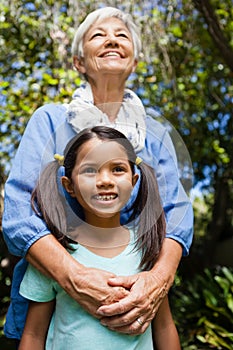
96, 171, 114, 188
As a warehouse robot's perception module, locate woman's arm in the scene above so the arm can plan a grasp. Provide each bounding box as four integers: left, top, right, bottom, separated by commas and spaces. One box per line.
152, 295, 181, 350
27, 235, 129, 317
2, 105, 64, 257
18, 300, 55, 350
3, 105, 128, 319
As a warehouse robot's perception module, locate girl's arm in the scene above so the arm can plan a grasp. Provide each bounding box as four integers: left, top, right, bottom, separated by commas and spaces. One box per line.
152, 295, 181, 350
18, 300, 55, 350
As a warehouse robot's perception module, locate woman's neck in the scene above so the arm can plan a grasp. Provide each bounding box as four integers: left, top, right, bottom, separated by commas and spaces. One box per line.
89, 78, 125, 122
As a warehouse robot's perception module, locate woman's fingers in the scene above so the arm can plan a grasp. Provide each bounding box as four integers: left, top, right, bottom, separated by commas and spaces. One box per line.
107, 318, 151, 335
68, 267, 128, 317
97, 270, 168, 334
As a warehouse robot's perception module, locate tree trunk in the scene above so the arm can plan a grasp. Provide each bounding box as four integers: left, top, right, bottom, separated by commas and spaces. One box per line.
205, 173, 232, 265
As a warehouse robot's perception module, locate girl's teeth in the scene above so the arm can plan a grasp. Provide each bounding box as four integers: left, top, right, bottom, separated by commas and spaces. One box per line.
95, 195, 116, 201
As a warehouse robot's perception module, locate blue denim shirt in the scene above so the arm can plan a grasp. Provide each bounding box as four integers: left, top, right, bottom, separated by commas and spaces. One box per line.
3, 103, 193, 339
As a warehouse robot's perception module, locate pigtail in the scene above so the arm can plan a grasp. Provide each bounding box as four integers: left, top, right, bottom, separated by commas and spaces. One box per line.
129, 163, 166, 271
31, 161, 71, 249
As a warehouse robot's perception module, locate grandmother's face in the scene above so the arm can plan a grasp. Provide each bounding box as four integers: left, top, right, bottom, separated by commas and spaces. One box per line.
74, 17, 137, 81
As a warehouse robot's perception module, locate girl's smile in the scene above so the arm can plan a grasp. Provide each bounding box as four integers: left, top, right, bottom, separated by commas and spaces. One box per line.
62, 138, 138, 227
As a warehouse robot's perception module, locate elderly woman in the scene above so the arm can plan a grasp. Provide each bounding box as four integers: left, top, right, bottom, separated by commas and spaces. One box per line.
3, 6, 193, 345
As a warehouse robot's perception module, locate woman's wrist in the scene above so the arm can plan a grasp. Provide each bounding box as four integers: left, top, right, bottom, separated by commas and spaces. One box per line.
26, 234, 84, 283
151, 238, 182, 289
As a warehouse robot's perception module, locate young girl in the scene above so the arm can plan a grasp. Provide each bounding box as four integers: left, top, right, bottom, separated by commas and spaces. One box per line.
18, 126, 181, 350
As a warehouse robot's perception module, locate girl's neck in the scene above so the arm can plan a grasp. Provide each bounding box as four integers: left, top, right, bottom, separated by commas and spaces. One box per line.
85, 211, 121, 228
73, 224, 130, 258
67, 204, 130, 257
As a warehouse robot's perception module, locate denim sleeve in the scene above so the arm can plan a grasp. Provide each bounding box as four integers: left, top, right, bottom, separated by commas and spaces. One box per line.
2, 105, 67, 257
138, 117, 193, 256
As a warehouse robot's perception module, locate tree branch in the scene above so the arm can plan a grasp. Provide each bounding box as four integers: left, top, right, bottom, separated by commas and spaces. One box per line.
193, 0, 233, 71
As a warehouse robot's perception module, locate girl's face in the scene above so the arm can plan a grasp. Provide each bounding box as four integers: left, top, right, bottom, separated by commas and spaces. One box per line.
62, 138, 138, 225
73, 17, 137, 81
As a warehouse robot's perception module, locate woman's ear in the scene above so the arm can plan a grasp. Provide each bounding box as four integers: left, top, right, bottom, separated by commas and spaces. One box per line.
61, 176, 76, 197
73, 55, 86, 74
132, 173, 139, 187
132, 59, 138, 73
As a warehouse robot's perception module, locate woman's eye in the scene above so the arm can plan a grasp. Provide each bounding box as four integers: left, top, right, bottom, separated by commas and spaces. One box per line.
91, 32, 103, 38
118, 33, 128, 38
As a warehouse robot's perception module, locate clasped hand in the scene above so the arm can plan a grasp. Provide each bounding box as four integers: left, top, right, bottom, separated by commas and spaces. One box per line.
75, 267, 168, 335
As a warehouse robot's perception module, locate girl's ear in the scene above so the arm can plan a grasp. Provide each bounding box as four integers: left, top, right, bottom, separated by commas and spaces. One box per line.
132, 173, 139, 187
73, 55, 86, 74
61, 176, 76, 197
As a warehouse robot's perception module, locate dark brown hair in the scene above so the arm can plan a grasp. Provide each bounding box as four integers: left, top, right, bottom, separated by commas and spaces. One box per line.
32, 126, 166, 270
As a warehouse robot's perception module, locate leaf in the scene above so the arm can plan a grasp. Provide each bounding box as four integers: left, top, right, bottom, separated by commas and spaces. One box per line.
222, 267, 233, 285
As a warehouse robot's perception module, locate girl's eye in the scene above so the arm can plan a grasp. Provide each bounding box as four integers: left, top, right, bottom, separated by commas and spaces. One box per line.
113, 166, 125, 173
82, 167, 97, 174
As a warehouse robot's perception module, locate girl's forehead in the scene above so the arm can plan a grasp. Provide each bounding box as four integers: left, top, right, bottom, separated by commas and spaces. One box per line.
77, 139, 128, 164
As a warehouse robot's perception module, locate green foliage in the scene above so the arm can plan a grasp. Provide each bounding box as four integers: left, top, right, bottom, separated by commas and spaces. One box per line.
130, 0, 233, 251
0, 0, 81, 167
172, 267, 233, 349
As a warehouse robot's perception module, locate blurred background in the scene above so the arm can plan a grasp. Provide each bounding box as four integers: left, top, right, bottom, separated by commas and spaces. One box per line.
0, 0, 232, 349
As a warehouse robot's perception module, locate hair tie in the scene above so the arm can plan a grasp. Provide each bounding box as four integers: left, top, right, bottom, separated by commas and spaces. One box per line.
135, 156, 143, 166
54, 153, 65, 166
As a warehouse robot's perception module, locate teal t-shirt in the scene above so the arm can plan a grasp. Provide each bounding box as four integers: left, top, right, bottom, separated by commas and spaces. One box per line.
20, 229, 153, 350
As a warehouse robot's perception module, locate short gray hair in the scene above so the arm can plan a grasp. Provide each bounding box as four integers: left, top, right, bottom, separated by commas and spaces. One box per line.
71, 7, 142, 60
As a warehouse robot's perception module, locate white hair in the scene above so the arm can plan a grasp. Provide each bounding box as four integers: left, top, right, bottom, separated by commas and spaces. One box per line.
71, 7, 142, 60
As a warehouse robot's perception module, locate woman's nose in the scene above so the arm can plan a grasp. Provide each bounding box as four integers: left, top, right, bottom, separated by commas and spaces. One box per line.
105, 34, 119, 47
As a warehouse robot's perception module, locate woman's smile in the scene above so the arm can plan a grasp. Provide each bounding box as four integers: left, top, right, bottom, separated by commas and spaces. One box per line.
99, 50, 123, 58
76, 17, 137, 80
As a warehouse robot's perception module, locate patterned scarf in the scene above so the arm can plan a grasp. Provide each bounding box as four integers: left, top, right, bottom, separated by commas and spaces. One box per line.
66, 82, 146, 152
